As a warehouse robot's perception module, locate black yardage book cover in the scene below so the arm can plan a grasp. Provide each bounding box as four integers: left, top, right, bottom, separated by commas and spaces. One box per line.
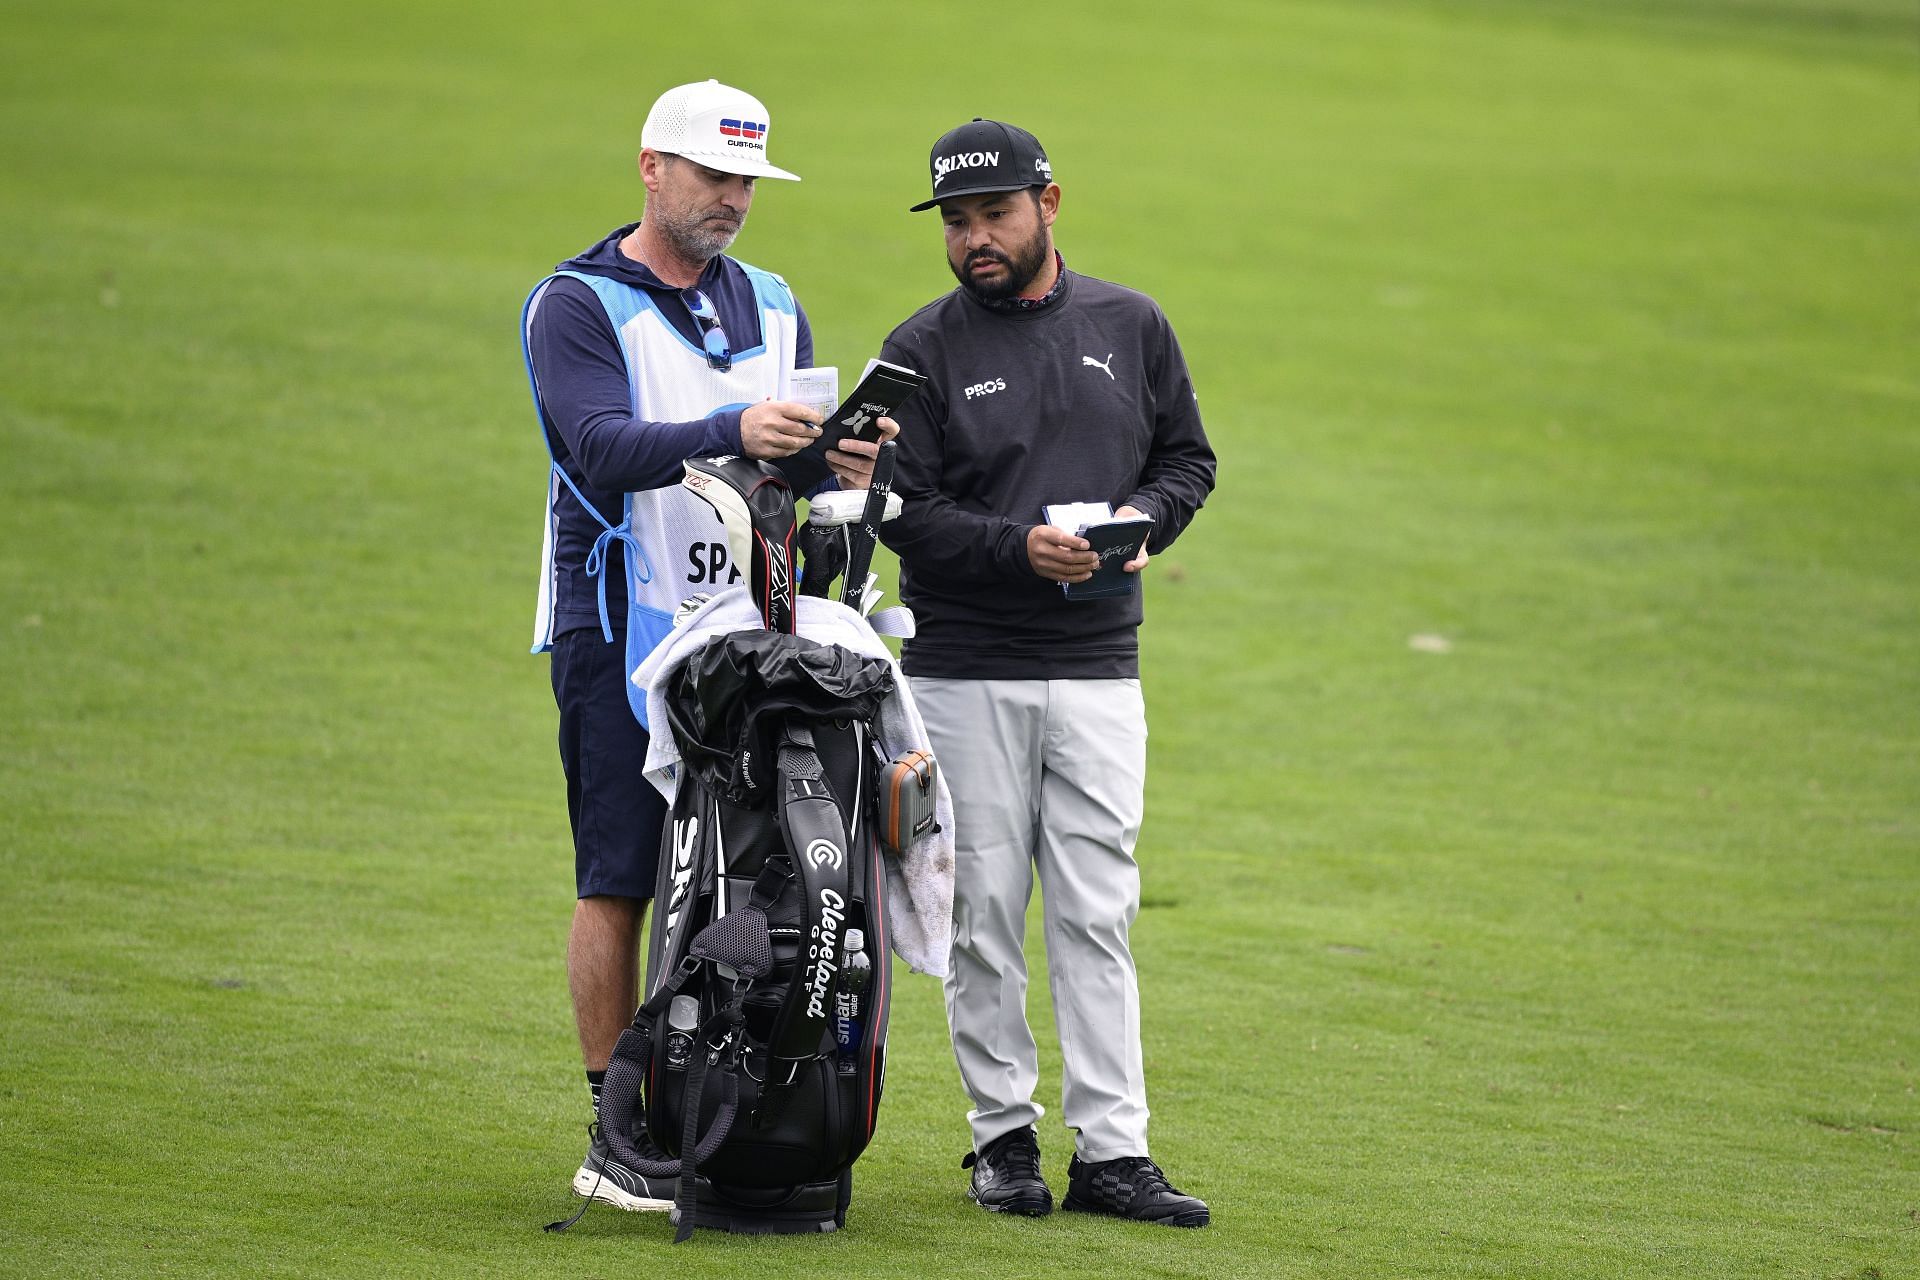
782, 360, 925, 491
1062, 516, 1153, 601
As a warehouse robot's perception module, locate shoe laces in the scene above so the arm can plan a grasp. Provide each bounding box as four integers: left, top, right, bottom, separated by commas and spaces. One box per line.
981, 1129, 1042, 1179
1108, 1156, 1172, 1193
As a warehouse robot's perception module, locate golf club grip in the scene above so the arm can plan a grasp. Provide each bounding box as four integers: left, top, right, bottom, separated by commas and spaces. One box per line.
840, 440, 897, 610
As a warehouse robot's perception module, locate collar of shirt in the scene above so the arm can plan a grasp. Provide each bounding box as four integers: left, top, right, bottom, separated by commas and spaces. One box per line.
978, 251, 1068, 314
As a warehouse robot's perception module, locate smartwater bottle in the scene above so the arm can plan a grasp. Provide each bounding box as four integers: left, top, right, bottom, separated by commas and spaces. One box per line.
665, 994, 700, 1071
834, 928, 872, 1076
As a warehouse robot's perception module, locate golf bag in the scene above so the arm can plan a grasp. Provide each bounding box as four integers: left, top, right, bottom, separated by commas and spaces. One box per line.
595, 456, 900, 1240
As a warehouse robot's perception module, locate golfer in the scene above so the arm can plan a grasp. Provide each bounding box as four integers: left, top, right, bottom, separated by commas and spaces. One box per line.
519, 78, 889, 1213
877, 119, 1217, 1226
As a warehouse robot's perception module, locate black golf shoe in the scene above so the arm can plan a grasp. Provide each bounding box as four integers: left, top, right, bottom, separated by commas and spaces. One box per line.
1062, 1154, 1209, 1227
961, 1126, 1052, 1216
572, 1122, 674, 1212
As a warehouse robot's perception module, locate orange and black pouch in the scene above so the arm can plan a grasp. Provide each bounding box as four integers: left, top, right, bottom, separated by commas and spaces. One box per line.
878, 750, 939, 855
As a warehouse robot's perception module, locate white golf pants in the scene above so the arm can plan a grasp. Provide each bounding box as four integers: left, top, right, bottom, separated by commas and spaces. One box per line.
909, 676, 1150, 1162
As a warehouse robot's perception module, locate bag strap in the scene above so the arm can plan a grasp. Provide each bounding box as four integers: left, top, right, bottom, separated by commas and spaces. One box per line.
590, 904, 768, 1206
765, 720, 853, 1073
670, 1008, 746, 1243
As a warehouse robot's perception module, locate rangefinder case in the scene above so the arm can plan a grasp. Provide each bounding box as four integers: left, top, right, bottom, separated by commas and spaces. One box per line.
878, 750, 938, 855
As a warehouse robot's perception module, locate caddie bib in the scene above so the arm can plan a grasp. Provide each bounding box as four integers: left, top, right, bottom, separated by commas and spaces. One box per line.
522, 261, 801, 725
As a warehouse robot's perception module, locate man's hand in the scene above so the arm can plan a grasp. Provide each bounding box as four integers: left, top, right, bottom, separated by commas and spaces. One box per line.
1116, 504, 1151, 573
740, 400, 823, 460
1027, 525, 1100, 584
830, 416, 901, 489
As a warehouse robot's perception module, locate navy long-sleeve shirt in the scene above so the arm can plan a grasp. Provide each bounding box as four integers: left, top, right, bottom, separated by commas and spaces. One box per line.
527, 225, 813, 638
878, 268, 1216, 679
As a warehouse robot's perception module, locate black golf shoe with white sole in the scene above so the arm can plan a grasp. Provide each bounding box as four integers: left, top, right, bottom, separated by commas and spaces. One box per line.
962, 1126, 1052, 1216
1062, 1154, 1209, 1227
573, 1123, 675, 1213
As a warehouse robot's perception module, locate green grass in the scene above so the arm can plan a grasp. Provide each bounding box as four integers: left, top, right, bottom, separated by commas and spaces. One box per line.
2, 1, 1915, 1276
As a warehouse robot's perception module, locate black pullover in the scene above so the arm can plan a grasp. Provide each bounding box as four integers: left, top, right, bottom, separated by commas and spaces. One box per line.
878, 267, 1216, 679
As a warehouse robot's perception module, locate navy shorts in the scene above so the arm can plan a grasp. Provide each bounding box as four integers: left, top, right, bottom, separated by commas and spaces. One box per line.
550, 627, 667, 900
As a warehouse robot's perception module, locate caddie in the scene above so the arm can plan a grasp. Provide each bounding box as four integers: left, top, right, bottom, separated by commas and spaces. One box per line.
519, 78, 891, 1214
878, 118, 1217, 1227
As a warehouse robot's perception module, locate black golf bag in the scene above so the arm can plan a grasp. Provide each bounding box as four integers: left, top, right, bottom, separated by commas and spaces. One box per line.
595, 456, 900, 1240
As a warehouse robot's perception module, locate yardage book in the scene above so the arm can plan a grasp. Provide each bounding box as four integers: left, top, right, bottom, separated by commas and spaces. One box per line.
783, 360, 926, 490
1043, 502, 1154, 602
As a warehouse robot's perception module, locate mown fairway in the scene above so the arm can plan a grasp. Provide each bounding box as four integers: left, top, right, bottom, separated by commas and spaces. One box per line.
2, 2, 1914, 1276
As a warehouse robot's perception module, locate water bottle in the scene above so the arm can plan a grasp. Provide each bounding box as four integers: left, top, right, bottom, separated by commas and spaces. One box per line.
665, 994, 700, 1071
834, 928, 872, 1076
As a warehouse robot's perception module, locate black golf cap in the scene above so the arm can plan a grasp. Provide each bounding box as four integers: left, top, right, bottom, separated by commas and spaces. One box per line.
909, 118, 1053, 212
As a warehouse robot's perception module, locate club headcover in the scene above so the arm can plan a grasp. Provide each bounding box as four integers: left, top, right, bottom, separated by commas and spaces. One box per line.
796, 521, 848, 599
683, 456, 798, 632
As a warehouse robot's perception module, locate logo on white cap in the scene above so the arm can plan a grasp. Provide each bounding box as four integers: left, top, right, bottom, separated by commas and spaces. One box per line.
641, 79, 801, 182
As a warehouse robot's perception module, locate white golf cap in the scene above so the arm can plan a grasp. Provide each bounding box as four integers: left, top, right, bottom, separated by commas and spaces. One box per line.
641, 79, 801, 182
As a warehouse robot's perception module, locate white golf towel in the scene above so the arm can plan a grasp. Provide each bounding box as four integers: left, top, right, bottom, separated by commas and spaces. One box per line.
632, 587, 956, 977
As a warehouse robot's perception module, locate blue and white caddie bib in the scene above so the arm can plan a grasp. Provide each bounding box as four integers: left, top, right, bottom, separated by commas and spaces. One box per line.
521, 260, 801, 725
